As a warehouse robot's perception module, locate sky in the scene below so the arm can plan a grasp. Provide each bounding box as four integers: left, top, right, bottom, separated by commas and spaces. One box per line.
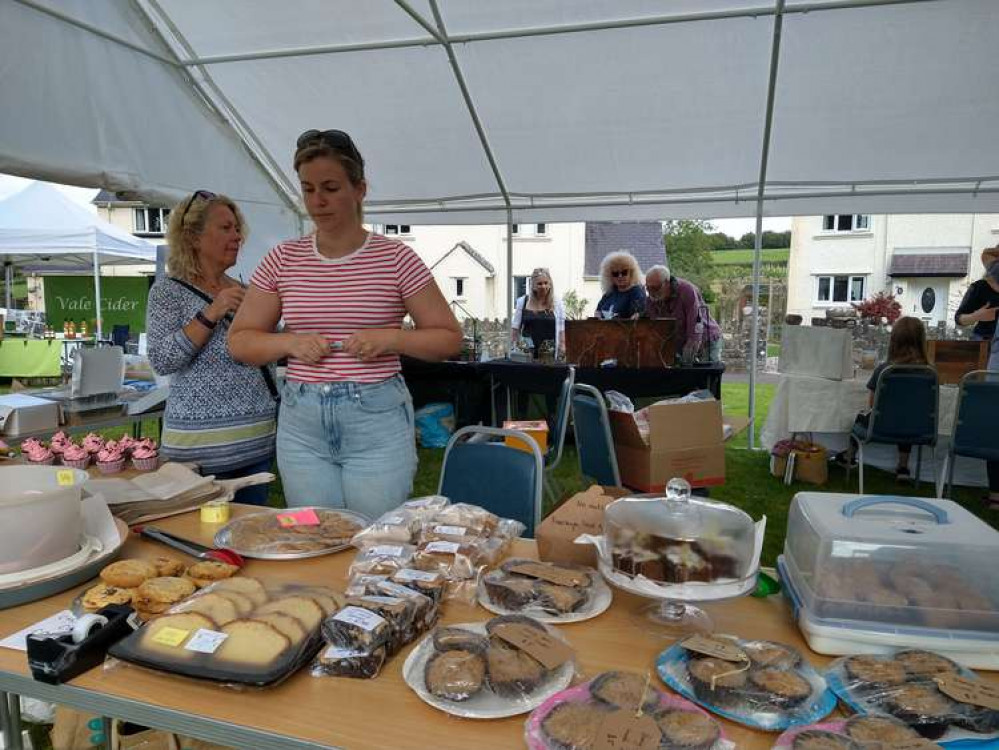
0, 173, 792, 234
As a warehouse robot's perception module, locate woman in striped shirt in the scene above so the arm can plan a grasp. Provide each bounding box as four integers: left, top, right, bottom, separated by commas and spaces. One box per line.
146, 192, 277, 504
229, 129, 462, 516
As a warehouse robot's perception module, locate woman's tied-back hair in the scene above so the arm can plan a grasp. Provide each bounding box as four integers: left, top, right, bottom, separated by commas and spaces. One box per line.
598, 250, 643, 294
888, 316, 929, 365
529, 267, 555, 310
294, 131, 366, 221
165, 192, 246, 284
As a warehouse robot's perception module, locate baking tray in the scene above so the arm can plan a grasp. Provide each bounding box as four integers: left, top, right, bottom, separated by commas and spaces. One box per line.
214, 507, 370, 560
0, 518, 129, 610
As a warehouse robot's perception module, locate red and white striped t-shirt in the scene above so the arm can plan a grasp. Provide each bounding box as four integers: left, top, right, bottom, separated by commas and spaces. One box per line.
251, 233, 433, 383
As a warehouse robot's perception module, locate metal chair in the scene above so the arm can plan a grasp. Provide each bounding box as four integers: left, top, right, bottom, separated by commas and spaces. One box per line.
438, 425, 544, 537
570, 383, 622, 487
847, 364, 939, 494
542, 366, 576, 504
938, 370, 999, 499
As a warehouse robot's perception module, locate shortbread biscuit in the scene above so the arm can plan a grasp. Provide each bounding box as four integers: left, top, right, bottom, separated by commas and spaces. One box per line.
100, 559, 158, 588
214, 620, 290, 666
214, 590, 255, 617
81, 583, 133, 611
254, 596, 324, 631
254, 612, 308, 646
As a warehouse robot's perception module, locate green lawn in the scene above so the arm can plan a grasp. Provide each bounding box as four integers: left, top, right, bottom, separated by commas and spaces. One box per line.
710, 248, 789, 266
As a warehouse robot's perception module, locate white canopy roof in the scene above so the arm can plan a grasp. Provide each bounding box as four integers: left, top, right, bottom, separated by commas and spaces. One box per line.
0, 182, 156, 272
1, 0, 997, 251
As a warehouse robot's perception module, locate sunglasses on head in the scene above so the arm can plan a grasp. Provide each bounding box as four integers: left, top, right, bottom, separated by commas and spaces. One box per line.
296, 129, 364, 166
179, 190, 217, 226
611, 269, 630, 278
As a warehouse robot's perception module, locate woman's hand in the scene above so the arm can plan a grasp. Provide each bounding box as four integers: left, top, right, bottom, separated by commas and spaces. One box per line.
285, 333, 330, 364
345, 329, 402, 361
206, 286, 245, 321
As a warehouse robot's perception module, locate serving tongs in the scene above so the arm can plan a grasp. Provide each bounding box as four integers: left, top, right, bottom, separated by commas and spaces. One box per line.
133, 525, 244, 567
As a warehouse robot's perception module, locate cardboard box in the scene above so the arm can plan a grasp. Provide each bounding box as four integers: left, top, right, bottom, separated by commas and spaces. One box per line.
0, 394, 60, 436
502, 419, 549, 455
536, 484, 630, 567
609, 399, 725, 491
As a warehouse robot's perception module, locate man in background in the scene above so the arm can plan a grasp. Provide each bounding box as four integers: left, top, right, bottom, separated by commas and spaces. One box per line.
644, 264, 722, 363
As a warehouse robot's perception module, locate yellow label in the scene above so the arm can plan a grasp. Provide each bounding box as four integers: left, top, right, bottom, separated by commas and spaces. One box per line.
200, 501, 230, 524
56, 470, 75, 486
151, 627, 190, 647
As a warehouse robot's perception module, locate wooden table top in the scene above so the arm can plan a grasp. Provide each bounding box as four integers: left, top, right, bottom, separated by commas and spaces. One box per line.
0, 507, 994, 749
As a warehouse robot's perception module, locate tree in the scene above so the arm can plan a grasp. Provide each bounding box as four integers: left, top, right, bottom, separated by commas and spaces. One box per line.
562, 289, 589, 320
663, 220, 715, 296
705, 231, 737, 251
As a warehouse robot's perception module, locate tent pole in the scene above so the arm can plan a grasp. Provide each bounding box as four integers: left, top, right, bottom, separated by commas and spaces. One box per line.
506, 207, 514, 331
92, 248, 103, 341
749, 0, 786, 451
4, 264, 11, 310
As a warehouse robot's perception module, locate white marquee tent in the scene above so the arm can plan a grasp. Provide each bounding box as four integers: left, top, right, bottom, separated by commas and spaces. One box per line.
1, 0, 998, 442
0, 181, 156, 336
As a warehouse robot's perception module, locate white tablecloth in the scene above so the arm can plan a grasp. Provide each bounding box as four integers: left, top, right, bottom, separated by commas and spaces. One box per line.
760, 374, 986, 487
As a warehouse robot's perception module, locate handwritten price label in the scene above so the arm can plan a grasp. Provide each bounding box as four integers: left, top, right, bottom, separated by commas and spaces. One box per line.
276, 509, 320, 527
56, 470, 76, 486
935, 674, 999, 710
508, 562, 590, 588
594, 710, 661, 750
680, 634, 747, 663
151, 627, 189, 648
491, 623, 574, 670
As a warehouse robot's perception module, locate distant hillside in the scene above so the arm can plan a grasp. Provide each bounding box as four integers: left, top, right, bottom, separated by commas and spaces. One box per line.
710, 248, 789, 266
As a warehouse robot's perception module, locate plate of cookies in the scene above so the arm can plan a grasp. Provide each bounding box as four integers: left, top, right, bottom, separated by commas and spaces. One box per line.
108, 579, 345, 686
214, 507, 369, 560
478, 558, 612, 624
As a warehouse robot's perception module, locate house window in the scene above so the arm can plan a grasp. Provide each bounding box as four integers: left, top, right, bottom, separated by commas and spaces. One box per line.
513, 275, 528, 301
535, 223, 547, 236
822, 214, 870, 233
510, 224, 519, 236
385, 224, 411, 235
134, 207, 170, 235
816, 274, 866, 304
453, 277, 466, 297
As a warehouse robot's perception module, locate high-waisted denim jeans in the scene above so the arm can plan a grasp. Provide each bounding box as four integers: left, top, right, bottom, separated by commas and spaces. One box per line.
276, 375, 417, 518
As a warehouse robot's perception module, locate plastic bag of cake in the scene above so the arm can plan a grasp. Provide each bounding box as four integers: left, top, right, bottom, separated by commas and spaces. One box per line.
400, 495, 450, 520
773, 717, 943, 749
525, 670, 734, 750
825, 650, 999, 743
107, 577, 345, 688
655, 635, 836, 731
350, 508, 421, 547
347, 543, 417, 577
402, 614, 578, 719
422, 502, 525, 541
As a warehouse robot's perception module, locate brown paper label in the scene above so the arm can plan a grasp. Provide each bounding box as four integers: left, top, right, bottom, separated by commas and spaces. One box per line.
935, 674, 999, 711
680, 634, 747, 663
508, 562, 590, 587
491, 623, 574, 671
881, 739, 941, 750
593, 710, 662, 750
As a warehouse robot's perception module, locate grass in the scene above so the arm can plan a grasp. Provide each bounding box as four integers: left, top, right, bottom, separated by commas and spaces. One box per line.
710, 248, 789, 266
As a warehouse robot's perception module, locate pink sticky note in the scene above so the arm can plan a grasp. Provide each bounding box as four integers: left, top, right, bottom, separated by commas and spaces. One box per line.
276, 508, 321, 527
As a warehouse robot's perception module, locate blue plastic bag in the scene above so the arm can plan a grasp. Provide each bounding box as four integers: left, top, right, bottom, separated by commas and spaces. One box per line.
414, 402, 455, 448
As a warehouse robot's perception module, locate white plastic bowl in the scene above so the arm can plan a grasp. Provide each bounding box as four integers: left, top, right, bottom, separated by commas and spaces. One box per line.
0, 466, 87, 575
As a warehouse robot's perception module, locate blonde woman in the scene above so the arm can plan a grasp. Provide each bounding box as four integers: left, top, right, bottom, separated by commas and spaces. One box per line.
595, 250, 646, 319
955, 244, 999, 342
511, 267, 565, 358
145, 191, 276, 504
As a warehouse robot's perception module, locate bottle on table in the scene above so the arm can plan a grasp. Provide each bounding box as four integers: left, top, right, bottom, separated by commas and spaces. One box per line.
79, 319, 89, 338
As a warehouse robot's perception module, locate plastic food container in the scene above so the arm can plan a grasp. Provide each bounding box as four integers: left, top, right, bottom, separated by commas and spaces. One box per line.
781, 493, 999, 668
603, 482, 757, 586
0, 466, 87, 574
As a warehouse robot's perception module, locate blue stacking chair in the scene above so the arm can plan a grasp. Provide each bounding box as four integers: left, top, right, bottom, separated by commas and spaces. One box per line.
438, 425, 544, 537
570, 383, 621, 487
542, 367, 576, 504
938, 370, 999, 499
847, 364, 939, 494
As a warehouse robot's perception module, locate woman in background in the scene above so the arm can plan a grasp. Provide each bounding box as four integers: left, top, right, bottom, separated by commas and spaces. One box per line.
511, 267, 565, 358
146, 191, 276, 505
594, 251, 646, 319
955, 246, 999, 345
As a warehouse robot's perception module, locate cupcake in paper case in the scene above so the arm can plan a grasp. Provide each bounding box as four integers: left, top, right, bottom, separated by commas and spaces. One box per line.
60, 442, 91, 470
81, 432, 105, 456
96, 440, 126, 474
131, 441, 159, 471
116, 434, 137, 456
49, 431, 72, 460
22, 440, 55, 465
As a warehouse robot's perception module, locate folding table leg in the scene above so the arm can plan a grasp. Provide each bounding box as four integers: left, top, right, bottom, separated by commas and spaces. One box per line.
857, 443, 865, 494
915, 446, 922, 491
3, 693, 23, 750
0, 691, 10, 749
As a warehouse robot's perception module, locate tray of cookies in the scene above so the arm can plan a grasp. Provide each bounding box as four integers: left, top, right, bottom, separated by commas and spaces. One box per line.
826, 650, 999, 743
108, 578, 345, 686
402, 614, 576, 719
525, 671, 734, 750
214, 507, 369, 560
656, 635, 836, 732
478, 558, 612, 624
773, 717, 942, 749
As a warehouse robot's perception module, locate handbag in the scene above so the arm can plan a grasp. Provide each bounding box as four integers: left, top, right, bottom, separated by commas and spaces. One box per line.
168, 277, 279, 402
771, 432, 828, 485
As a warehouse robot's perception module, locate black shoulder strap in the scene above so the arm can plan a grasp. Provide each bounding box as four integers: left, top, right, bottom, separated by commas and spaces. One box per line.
167, 277, 279, 402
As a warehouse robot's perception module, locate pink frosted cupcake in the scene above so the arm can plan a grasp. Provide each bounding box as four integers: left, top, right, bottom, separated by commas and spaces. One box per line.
49, 431, 71, 461
81, 432, 105, 456
60, 443, 91, 470
96, 440, 126, 474
117, 434, 137, 456
131, 440, 159, 471
22, 439, 55, 465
